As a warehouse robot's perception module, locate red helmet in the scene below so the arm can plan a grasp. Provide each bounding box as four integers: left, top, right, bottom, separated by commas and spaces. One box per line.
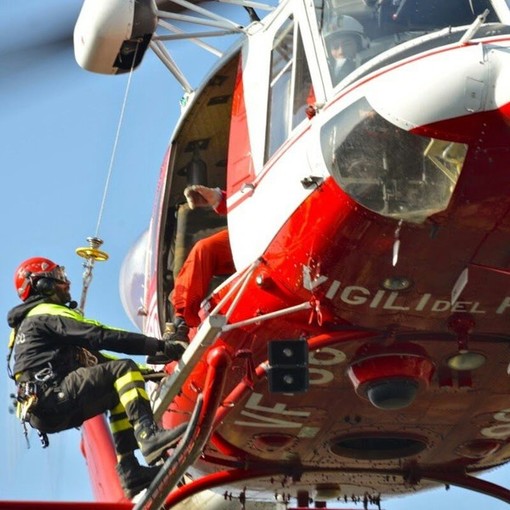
14, 257, 67, 301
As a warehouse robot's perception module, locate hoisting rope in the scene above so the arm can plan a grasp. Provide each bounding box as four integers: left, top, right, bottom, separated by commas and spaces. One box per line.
94, 47, 138, 240
75, 44, 140, 311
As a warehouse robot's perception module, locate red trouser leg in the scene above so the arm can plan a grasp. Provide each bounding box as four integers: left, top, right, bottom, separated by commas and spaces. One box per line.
171, 228, 234, 327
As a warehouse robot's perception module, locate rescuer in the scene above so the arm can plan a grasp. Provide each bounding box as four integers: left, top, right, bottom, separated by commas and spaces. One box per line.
169, 185, 235, 333
7, 257, 188, 498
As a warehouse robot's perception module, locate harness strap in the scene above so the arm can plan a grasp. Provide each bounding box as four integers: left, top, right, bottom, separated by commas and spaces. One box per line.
14, 365, 56, 449
6, 329, 16, 380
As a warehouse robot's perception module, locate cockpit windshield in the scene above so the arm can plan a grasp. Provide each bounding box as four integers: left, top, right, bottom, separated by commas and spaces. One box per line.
320, 98, 468, 222
315, 0, 499, 87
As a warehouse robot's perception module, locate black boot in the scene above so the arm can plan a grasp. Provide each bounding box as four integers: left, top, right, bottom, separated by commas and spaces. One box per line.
115, 454, 160, 499
134, 419, 188, 465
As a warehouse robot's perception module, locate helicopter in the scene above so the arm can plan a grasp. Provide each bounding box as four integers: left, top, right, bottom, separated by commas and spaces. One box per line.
74, 0, 510, 508
4, 0, 510, 508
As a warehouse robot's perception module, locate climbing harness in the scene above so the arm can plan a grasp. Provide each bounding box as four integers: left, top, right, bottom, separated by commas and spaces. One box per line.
14, 381, 49, 448
7, 344, 52, 449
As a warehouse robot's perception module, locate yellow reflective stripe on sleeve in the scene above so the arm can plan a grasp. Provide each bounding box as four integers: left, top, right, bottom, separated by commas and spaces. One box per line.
27, 303, 83, 320
8, 329, 16, 349
109, 417, 133, 434
101, 352, 119, 361
118, 387, 149, 408
26, 303, 126, 331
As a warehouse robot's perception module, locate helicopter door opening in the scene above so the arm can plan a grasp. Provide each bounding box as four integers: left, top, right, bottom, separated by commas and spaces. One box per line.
161, 181, 229, 329
156, 53, 240, 329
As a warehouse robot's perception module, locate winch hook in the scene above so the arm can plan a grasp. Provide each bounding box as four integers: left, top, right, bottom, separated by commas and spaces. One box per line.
75, 236, 109, 312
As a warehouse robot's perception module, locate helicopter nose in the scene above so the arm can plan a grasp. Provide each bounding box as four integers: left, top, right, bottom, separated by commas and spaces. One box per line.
365, 42, 493, 136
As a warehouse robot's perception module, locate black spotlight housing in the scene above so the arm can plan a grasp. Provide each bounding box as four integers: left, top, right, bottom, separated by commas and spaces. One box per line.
366, 378, 419, 410
267, 340, 309, 393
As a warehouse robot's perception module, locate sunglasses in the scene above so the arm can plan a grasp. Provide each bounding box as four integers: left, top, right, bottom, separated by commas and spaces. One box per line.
45, 266, 70, 284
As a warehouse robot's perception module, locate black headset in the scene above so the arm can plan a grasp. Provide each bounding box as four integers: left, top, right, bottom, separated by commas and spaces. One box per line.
31, 274, 77, 308
33, 276, 57, 296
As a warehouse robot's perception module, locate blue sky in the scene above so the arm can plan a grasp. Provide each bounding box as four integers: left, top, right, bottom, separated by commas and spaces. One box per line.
1, 0, 186, 500
1, 0, 510, 507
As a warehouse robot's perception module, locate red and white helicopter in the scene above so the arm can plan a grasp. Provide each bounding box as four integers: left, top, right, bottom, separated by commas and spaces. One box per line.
7, 0, 510, 508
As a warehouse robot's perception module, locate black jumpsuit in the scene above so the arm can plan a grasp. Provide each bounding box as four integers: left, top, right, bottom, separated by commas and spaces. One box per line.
8, 296, 163, 455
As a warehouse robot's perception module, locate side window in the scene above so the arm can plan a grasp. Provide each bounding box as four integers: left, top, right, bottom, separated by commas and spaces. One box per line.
292, 30, 314, 129
265, 18, 294, 162
265, 20, 314, 162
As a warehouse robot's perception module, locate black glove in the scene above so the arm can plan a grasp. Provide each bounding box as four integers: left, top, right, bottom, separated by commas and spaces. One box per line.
162, 316, 189, 342
146, 317, 189, 364
163, 339, 187, 361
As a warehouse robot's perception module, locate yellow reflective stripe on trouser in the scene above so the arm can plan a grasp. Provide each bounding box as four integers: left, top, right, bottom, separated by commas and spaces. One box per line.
114, 371, 146, 391
109, 403, 133, 433
111, 402, 125, 415
110, 416, 132, 433
113, 369, 149, 408
118, 387, 149, 409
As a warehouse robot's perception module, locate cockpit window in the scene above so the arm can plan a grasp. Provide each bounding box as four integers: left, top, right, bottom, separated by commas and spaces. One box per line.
315, 0, 498, 88
378, 0, 496, 31
320, 7, 370, 87
320, 98, 467, 222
